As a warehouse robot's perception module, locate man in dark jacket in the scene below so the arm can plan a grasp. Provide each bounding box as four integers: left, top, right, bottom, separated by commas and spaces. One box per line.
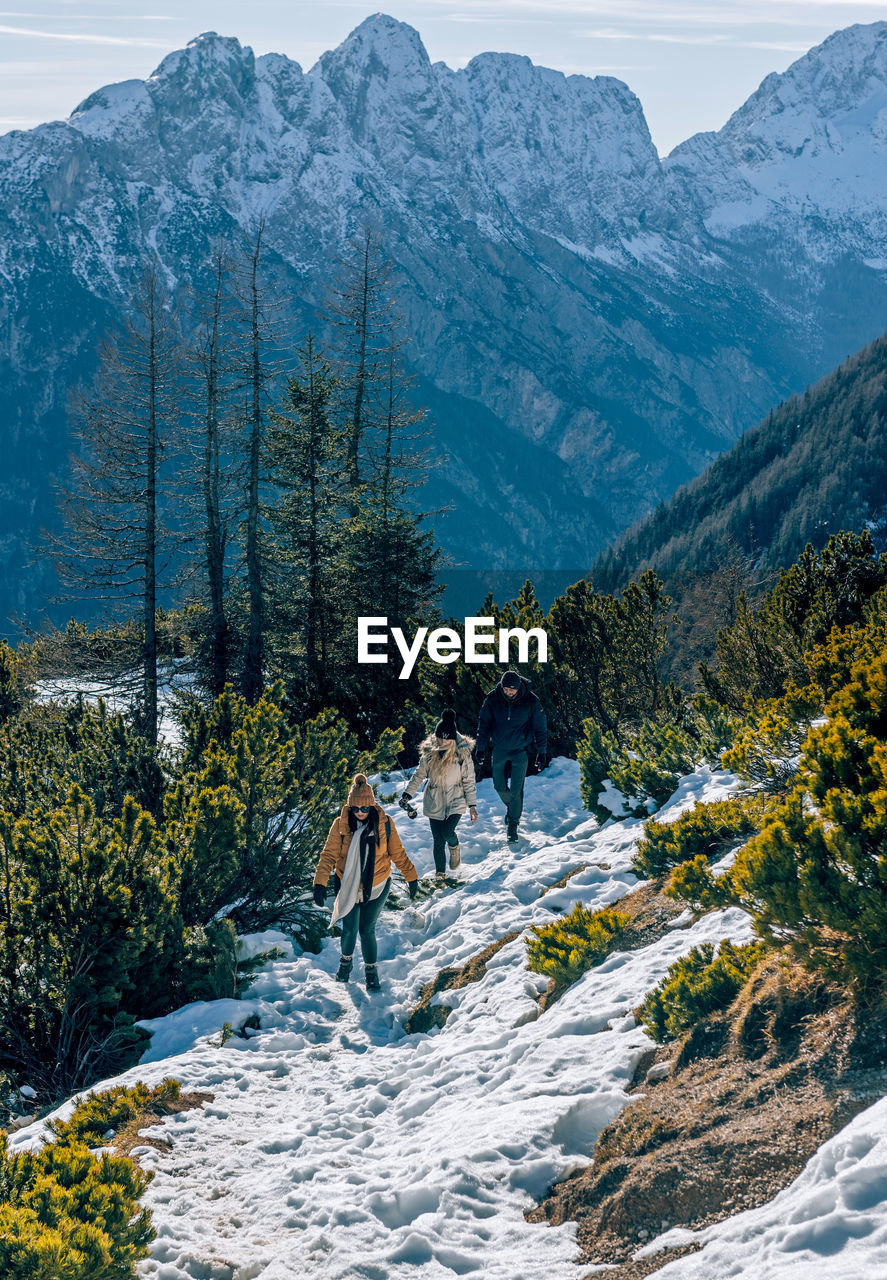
475, 670, 547, 842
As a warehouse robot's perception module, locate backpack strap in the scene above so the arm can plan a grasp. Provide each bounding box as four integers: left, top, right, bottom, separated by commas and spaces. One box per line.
385, 816, 391, 840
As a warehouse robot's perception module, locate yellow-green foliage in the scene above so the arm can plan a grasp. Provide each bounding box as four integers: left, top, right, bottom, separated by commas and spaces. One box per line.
638, 940, 767, 1043
526, 904, 629, 987
632, 794, 767, 879
46, 1079, 180, 1149
722, 685, 822, 790
666, 855, 734, 913
730, 644, 887, 987
0, 1082, 164, 1278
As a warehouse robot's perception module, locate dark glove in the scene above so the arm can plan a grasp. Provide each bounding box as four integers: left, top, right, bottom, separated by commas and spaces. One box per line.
399, 794, 418, 819
313, 884, 326, 907
535, 755, 546, 772
408, 879, 419, 900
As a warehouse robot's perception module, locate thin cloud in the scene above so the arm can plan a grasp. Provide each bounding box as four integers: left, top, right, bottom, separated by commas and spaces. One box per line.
0, 23, 167, 45
577, 28, 818, 51
431, 0, 887, 23
0, 11, 173, 17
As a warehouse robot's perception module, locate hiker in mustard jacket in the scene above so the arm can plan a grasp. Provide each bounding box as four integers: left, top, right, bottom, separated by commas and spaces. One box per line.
313, 773, 418, 992
401, 709, 477, 878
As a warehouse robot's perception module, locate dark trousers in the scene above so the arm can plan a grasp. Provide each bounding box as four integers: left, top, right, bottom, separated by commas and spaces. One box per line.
428, 814, 461, 874
339, 878, 390, 964
492, 747, 529, 822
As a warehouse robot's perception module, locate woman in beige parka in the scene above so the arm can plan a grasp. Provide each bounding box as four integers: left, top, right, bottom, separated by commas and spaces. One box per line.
401, 709, 477, 877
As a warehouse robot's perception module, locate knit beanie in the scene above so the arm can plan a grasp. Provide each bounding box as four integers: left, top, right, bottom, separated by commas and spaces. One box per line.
435, 708, 458, 741
501, 670, 521, 689
347, 773, 376, 808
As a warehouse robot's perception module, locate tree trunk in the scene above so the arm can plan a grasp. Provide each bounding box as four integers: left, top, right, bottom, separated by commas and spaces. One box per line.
242, 224, 265, 705
143, 272, 159, 746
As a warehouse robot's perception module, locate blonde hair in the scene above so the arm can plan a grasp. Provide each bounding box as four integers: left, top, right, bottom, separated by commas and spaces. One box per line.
426, 735, 457, 784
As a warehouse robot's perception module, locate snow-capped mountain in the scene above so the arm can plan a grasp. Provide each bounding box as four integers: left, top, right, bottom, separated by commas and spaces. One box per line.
2, 15, 887, 621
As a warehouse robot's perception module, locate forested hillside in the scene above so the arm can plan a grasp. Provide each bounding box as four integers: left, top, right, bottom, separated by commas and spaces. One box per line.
594, 331, 887, 592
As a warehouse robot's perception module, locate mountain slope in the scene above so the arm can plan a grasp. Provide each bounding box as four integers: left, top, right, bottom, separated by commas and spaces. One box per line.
2, 17, 887, 621
592, 330, 887, 591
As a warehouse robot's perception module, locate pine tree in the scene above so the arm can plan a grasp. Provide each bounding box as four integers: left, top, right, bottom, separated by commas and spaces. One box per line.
236, 220, 283, 705
730, 641, 887, 986
52, 263, 180, 744
547, 570, 673, 745
186, 243, 236, 696
342, 337, 442, 745
266, 335, 345, 708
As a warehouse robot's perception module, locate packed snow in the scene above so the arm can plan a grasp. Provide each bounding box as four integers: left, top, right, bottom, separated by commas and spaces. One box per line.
10, 757, 887, 1278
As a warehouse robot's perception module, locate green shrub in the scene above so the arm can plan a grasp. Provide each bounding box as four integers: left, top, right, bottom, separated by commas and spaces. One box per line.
526, 904, 629, 987
0, 642, 24, 728
701, 531, 887, 712
0, 787, 178, 1095
665, 855, 735, 913
0, 697, 165, 821
576, 721, 619, 822
579, 716, 700, 821
722, 685, 821, 790
632, 794, 767, 879
638, 940, 767, 1042
0, 1084, 160, 1278
611, 721, 698, 813
731, 644, 887, 987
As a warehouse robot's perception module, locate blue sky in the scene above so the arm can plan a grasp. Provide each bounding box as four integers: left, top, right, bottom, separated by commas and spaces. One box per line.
0, 0, 884, 153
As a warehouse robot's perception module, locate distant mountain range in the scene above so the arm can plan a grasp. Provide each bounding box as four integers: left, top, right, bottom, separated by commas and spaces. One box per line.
593, 329, 887, 592
2, 15, 887, 623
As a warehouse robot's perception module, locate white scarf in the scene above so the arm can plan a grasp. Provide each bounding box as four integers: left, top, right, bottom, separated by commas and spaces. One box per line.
330, 821, 368, 926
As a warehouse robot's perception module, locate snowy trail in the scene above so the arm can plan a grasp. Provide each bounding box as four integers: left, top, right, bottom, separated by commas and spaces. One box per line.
9, 760, 755, 1278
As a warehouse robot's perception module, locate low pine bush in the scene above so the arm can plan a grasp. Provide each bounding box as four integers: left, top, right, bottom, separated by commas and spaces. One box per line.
46, 1078, 181, 1148
608, 721, 698, 814
632, 794, 767, 879
638, 940, 767, 1043
731, 645, 887, 987
0, 1082, 165, 1278
526, 904, 629, 987
578, 715, 707, 822
666, 854, 734, 913
722, 685, 821, 791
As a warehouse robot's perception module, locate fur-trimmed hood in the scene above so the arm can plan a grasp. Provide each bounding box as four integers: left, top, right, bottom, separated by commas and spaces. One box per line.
419, 731, 476, 760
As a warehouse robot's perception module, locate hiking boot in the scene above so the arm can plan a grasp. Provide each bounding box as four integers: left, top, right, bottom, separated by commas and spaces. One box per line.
448, 841, 461, 870
506, 819, 519, 843
365, 963, 381, 992
434, 873, 447, 888
335, 954, 353, 983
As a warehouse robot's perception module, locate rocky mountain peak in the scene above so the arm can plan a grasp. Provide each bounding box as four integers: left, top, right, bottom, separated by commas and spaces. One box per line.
314, 13, 431, 88
729, 20, 887, 135
147, 31, 257, 114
